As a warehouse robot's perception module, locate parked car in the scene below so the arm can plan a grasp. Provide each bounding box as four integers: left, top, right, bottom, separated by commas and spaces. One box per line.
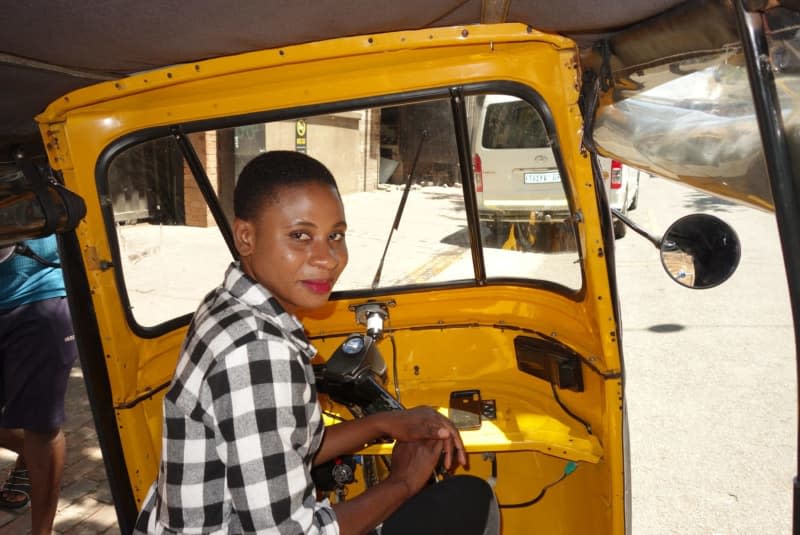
603, 158, 641, 238
471, 95, 640, 241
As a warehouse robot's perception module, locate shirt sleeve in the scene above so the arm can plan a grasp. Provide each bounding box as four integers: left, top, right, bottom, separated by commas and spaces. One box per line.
204, 338, 338, 534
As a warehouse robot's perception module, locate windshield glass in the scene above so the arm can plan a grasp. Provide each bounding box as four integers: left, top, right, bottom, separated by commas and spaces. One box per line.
105, 93, 582, 328
592, 27, 779, 212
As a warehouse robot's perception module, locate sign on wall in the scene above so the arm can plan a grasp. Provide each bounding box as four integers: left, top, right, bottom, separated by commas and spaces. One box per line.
295, 119, 307, 153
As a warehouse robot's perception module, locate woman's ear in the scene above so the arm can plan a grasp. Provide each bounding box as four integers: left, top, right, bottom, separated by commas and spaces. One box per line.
233, 217, 254, 257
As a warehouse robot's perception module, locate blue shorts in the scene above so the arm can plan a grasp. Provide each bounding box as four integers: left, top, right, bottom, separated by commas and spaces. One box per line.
0, 296, 79, 433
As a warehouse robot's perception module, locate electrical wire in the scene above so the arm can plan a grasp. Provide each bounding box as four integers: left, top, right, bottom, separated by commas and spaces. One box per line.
498, 461, 579, 509
322, 411, 347, 422
550, 383, 592, 435
388, 334, 401, 403
13, 242, 61, 268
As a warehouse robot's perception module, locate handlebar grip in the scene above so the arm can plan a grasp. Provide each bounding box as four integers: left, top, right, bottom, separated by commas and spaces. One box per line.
355, 373, 405, 413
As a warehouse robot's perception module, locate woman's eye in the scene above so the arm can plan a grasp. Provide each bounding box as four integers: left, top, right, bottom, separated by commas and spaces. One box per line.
290, 231, 311, 241
330, 231, 346, 242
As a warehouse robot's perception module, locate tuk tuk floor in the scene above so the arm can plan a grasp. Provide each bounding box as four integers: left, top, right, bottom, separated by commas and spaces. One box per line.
0, 361, 118, 534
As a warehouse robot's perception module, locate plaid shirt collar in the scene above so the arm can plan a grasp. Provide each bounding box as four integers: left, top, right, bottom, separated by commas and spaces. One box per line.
223, 262, 314, 352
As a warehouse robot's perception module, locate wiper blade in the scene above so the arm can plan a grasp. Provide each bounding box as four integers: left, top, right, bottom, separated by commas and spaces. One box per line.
371, 130, 428, 289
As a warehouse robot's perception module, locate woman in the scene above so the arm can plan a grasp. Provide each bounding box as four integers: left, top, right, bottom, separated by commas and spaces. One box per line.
135, 151, 498, 534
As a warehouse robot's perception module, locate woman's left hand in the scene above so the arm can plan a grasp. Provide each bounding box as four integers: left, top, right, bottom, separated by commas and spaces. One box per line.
379, 407, 467, 470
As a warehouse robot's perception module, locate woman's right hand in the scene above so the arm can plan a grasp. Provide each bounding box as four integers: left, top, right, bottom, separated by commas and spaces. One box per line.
331, 439, 446, 535
377, 407, 467, 471
387, 439, 443, 498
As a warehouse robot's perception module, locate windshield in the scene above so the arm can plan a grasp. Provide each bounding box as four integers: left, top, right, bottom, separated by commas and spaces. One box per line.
104, 93, 582, 328
591, 12, 800, 213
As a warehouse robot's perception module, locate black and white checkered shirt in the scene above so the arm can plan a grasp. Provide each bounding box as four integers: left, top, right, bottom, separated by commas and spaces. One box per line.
134, 263, 338, 534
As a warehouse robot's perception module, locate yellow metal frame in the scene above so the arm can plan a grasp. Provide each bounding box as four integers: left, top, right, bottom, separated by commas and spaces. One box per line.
38, 23, 626, 533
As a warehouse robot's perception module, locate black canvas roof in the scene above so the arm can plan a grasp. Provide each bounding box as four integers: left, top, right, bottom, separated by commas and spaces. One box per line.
0, 0, 720, 159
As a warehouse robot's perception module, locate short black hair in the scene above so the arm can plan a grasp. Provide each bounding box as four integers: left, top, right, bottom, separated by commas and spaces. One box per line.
233, 151, 339, 221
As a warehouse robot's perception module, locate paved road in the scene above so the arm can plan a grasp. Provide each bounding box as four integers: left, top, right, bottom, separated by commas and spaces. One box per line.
615, 175, 796, 534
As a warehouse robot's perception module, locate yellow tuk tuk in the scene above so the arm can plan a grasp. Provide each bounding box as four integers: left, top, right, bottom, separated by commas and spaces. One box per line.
0, 1, 797, 533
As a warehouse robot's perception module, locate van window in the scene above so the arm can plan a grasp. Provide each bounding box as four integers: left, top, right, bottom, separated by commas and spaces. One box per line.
468, 94, 580, 289
482, 100, 550, 149
105, 92, 582, 328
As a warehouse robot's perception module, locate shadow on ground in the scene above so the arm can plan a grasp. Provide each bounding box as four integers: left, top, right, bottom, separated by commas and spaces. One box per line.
441, 221, 579, 253
647, 323, 686, 333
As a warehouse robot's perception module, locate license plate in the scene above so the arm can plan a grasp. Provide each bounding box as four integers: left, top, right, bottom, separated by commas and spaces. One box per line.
524, 172, 560, 184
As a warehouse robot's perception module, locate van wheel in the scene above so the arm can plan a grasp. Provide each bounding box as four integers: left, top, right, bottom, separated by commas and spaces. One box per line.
613, 218, 627, 239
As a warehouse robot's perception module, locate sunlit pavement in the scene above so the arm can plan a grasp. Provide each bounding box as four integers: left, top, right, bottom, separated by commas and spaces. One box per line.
0, 362, 118, 534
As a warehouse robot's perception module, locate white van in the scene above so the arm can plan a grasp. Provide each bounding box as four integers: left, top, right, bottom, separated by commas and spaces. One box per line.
471, 95, 640, 239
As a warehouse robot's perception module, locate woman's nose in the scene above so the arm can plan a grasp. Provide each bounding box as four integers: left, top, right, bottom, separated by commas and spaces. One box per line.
310, 239, 339, 269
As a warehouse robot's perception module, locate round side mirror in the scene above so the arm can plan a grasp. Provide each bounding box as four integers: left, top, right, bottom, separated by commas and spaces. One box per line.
659, 214, 741, 289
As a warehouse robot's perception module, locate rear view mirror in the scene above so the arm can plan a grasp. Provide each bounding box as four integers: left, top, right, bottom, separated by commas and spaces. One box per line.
612, 208, 741, 289
659, 214, 741, 289
0, 170, 86, 247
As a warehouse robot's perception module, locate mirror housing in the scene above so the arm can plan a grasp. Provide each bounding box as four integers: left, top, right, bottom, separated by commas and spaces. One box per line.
659, 214, 741, 289
0, 170, 86, 247
611, 208, 741, 289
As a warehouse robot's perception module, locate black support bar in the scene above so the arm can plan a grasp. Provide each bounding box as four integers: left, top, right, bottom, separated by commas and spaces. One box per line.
450, 87, 487, 283
171, 127, 238, 259
734, 4, 800, 534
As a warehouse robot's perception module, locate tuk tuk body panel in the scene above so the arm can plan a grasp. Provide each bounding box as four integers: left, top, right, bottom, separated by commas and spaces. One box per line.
39, 23, 625, 533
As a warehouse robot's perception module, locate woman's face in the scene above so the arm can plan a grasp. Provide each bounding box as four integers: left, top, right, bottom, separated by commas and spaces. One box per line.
234, 182, 348, 315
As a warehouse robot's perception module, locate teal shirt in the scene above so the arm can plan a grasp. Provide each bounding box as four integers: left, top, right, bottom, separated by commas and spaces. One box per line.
0, 236, 66, 310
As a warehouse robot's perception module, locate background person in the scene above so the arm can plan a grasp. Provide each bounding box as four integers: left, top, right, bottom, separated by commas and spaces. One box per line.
0, 235, 79, 534
134, 151, 498, 534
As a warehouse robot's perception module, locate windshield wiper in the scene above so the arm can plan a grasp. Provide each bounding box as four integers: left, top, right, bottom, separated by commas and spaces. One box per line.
371, 130, 428, 289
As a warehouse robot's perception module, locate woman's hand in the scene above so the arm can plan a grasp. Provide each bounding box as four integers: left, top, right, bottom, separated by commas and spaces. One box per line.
379, 407, 467, 470
331, 439, 449, 534
387, 439, 444, 497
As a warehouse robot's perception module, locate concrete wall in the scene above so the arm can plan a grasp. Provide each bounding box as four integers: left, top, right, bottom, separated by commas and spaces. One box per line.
264, 110, 380, 195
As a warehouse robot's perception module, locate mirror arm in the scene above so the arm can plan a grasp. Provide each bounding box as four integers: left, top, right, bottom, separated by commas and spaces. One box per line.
610, 208, 661, 248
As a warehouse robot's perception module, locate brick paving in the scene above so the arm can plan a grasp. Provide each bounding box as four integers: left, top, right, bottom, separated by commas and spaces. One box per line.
0, 361, 119, 534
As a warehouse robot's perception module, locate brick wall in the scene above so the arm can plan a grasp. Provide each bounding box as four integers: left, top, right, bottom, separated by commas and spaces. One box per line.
183, 131, 218, 228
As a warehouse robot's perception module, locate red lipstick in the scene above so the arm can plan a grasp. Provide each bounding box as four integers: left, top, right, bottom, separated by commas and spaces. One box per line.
302, 280, 332, 294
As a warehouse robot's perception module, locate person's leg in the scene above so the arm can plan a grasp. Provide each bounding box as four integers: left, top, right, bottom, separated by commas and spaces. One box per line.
0, 310, 26, 485
0, 428, 29, 507
0, 297, 78, 530
0, 427, 25, 455
381, 475, 499, 535
0, 330, 29, 509
23, 428, 65, 535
